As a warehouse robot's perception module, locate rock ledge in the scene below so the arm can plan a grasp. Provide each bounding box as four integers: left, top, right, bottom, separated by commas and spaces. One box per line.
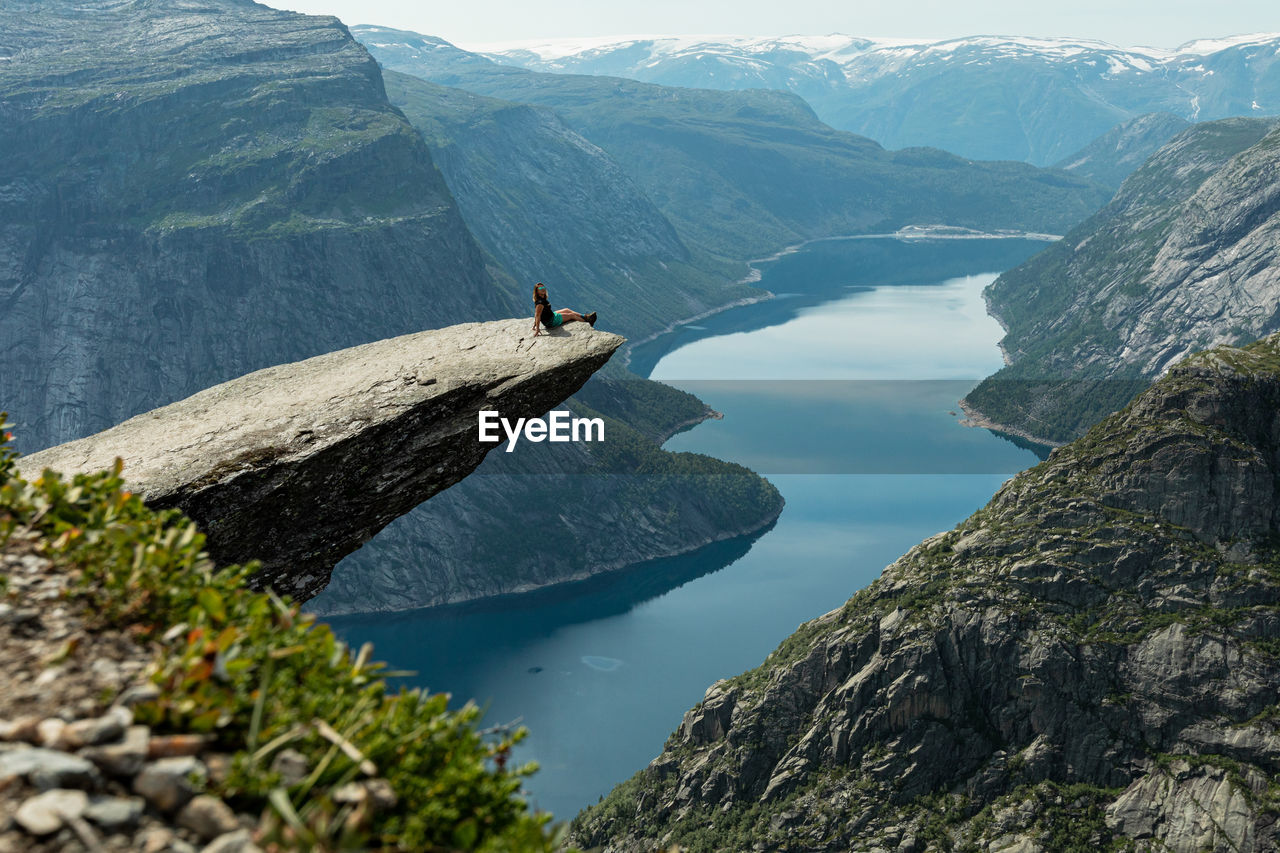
18, 320, 622, 599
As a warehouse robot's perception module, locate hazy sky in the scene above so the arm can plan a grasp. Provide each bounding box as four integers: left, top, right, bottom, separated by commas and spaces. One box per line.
271, 0, 1277, 49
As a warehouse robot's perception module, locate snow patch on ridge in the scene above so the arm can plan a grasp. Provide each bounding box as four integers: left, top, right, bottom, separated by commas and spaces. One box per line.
1176, 33, 1280, 54
472, 31, 1280, 79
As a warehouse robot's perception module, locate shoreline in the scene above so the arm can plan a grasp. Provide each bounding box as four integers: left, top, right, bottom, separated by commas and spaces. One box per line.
620, 293, 774, 370
655, 408, 724, 445
311, 501, 784, 619
957, 398, 1065, 449
981, 288, 1015, 367
961, 255, 1061, 447
622, 225, 1060, 371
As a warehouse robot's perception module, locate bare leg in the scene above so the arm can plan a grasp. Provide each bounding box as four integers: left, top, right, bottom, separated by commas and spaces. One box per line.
558, 309, 586, 323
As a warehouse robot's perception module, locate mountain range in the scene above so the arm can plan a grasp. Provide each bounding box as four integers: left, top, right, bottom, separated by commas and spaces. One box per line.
475, 32, 1280, 164
374, 68, 750, 344
354, 26, 1111, 260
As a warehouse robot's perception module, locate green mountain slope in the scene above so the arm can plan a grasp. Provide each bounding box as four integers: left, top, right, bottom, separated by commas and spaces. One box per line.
312, 382, 783, 614
963, 117, 1280, 444
575, 332, 1280, 852
381, 70, 750, 342
1053, 112, 1192, 190
354, 27, 1112, 261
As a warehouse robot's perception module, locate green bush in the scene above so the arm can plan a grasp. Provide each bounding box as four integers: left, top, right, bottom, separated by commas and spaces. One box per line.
0, 415, 562, 852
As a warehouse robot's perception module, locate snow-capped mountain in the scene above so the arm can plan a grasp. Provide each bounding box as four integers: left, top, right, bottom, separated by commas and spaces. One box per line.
468, 33, 1280, 164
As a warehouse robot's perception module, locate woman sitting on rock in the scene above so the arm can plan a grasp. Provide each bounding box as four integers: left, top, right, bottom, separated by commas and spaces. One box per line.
532, 282, 596, 335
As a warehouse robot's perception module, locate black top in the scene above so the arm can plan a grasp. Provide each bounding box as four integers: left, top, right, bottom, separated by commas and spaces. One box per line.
535, 293, 555, 328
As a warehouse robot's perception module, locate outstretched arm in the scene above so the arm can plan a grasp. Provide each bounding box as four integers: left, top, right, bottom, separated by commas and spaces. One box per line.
532, 303, 544, 336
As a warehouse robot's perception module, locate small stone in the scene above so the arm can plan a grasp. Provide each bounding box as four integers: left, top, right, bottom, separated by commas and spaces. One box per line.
105, 705, 134, 729
64, 713, 125, 748
81, 725, 150, 777
177, 795, 241, 841
15, 788, 89, 836
133, 756, 207, 812
269, 749, 309, 786
0, 746, 102, 790
0, 606, 40, 629
84, 795, 145, 831
0, 716, 41, 744
30, 754, 101, 793
332, 778, 397, 811
201, 829, 264, 853
148, 734, 214, 759
365, 778, 397, 810
90, 660, 128, 693
138, 829, 173, 853
33, 667, 63, 687
115, 684, 161, 708
91, 658, 122, 679
0, 830, 33, 853
332, 781, 364, 804
203, 753, 232, 787
139, 827, 199, 853
36, 718, 69, 749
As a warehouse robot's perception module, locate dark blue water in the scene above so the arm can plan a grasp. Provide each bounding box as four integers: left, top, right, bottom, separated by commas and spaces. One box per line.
326, 236, 1051, 821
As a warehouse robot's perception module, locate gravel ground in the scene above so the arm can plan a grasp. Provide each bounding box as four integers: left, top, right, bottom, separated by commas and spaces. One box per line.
0, 534, 261, 853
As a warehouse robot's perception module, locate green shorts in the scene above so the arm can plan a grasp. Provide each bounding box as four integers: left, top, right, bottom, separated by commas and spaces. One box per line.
549, 311, 564, 327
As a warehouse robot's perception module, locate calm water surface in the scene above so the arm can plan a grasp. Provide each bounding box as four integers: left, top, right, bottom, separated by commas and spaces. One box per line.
326, 237, 1051, 820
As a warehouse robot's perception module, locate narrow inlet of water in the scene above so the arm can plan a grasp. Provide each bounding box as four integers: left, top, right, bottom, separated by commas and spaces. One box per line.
327, 236, 1050, 820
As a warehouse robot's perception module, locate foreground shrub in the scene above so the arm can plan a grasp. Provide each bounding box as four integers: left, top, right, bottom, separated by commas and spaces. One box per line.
0, 415, 561, 851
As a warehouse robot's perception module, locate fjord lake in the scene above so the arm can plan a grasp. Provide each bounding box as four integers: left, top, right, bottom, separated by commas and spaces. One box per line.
325, 236, 1051, 820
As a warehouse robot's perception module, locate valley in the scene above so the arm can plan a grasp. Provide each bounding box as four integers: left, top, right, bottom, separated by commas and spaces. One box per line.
326, 236, 1048, 818
3, 2, 1280, 850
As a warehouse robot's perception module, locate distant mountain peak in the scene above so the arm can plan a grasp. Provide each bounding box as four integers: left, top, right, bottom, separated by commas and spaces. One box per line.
466, 30, 1280, 63
450, 28, 1280, 165
1175, 31, 1280, 53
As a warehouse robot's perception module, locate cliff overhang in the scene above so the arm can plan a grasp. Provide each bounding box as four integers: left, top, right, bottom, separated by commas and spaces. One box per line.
17, 320, 623, 600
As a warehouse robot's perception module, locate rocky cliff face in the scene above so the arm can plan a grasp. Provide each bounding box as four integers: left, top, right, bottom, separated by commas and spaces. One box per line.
575, 333, 1280, 852
964, 117, 1280, 444
0, 0, 512, 454
18, 320, 621, 601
